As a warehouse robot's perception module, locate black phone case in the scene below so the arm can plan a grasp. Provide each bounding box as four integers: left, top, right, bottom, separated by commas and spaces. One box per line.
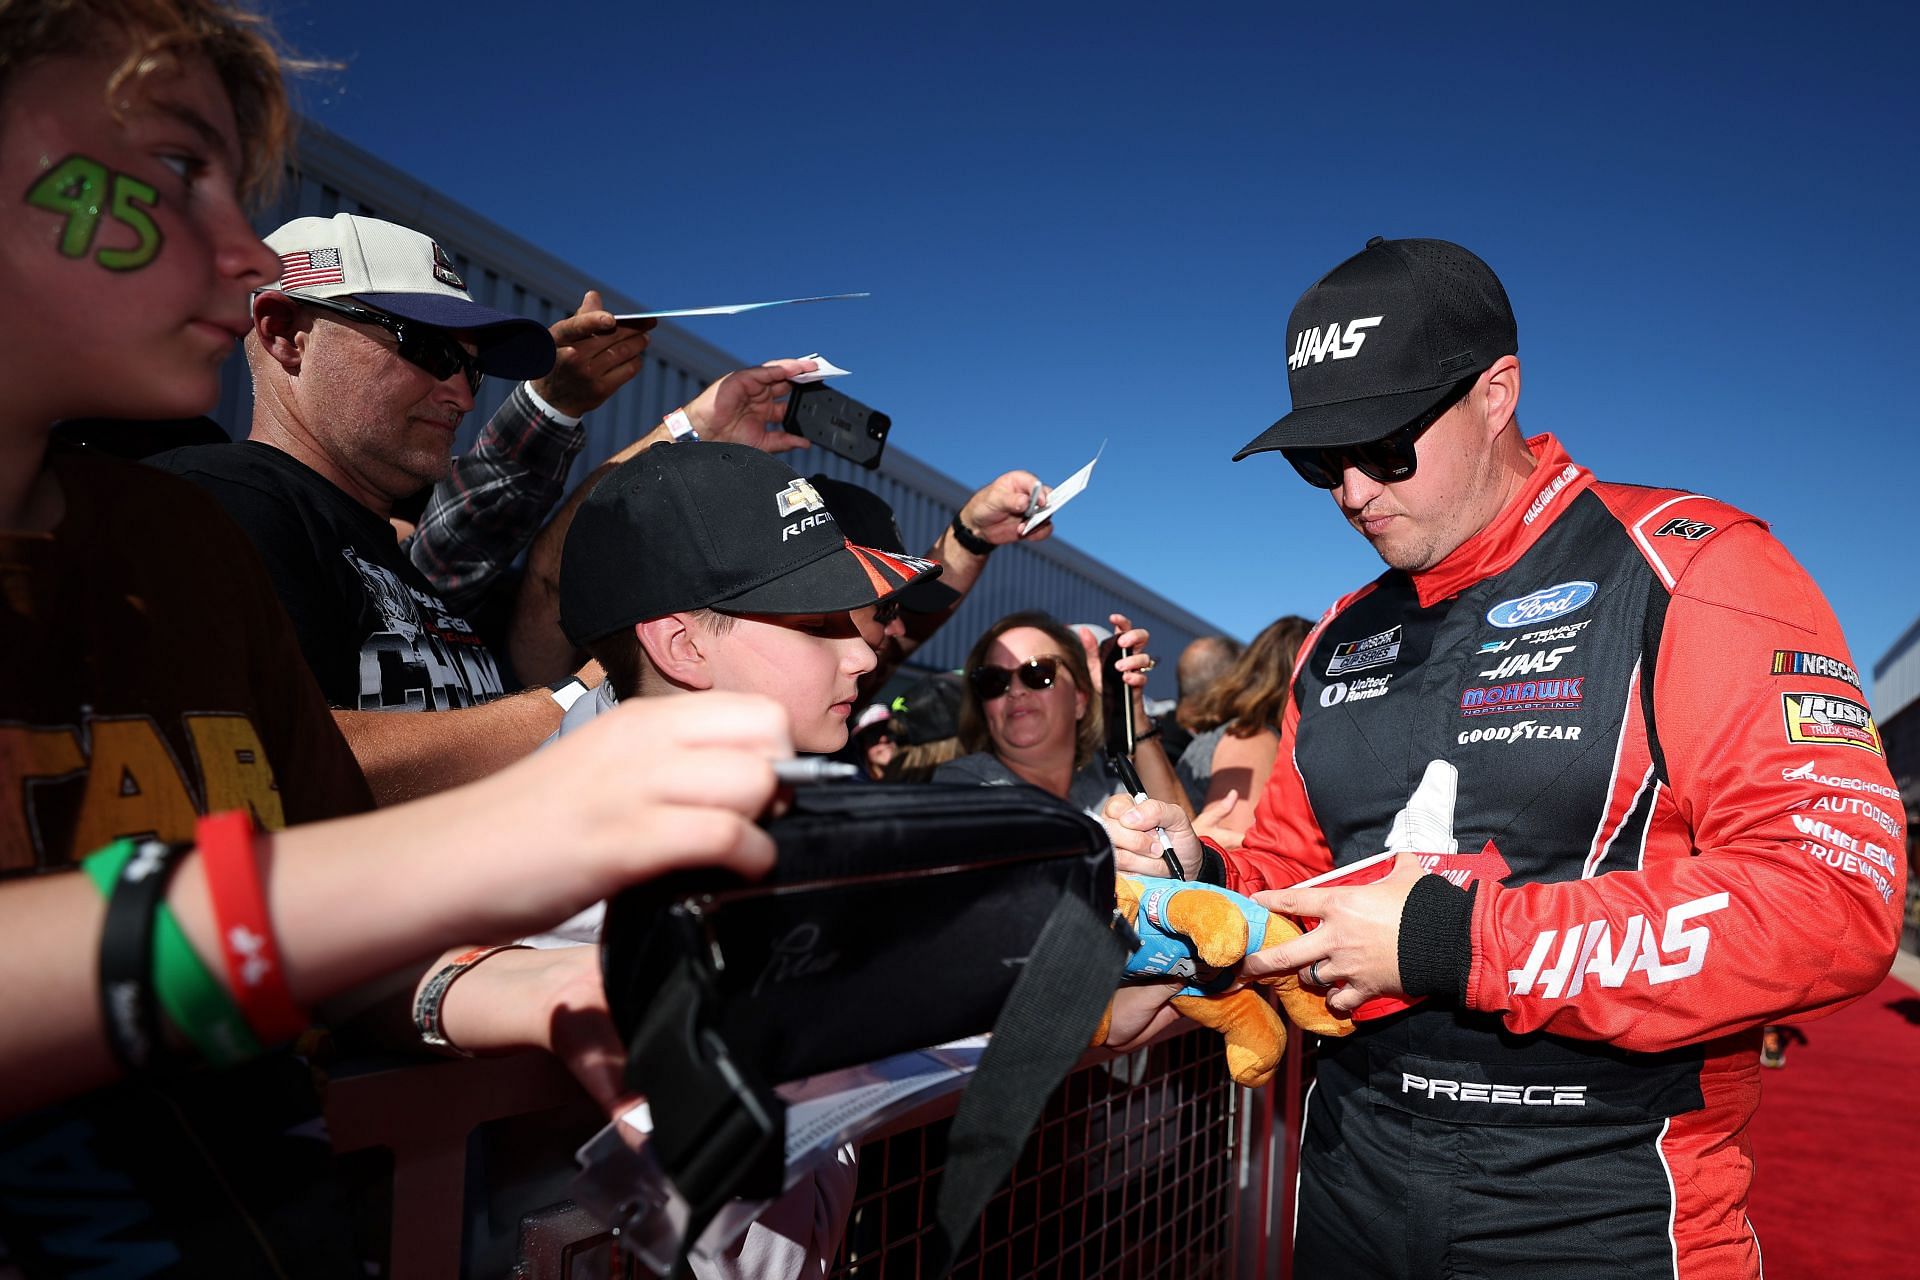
781, 382, 891, 470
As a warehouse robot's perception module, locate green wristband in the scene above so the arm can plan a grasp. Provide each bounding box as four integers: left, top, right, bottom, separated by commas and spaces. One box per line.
84, 840, 262, 1068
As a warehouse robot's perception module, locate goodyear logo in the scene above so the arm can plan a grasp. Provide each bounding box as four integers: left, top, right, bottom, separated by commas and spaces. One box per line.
1782, 692, 1882, 756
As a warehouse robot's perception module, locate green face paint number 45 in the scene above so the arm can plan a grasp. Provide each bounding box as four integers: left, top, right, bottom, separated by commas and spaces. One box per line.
26, 154, 162, 271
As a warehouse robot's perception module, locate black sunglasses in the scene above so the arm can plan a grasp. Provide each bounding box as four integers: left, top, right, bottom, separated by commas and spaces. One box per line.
873, 597, 903, 628
1281, 377, 1476, 490
968, 656, 1061, 701
292, 294, 485, 394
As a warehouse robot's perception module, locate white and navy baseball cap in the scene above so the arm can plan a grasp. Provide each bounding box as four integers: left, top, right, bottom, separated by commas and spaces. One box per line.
264, 212, 555, 379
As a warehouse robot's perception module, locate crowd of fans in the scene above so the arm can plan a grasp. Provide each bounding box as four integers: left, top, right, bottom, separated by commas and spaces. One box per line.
0, 3, 1293, 1273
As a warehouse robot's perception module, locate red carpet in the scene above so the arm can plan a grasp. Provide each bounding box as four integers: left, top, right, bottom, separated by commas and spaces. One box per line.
1746, 971, 1920, 1278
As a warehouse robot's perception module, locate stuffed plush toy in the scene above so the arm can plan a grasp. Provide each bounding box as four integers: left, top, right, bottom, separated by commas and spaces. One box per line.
1094, 875, 1353, 1087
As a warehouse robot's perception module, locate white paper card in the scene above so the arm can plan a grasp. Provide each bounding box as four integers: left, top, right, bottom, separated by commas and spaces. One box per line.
789, 353, 852, 383
613, 291, 869, 321
1023, 440, 1106, 534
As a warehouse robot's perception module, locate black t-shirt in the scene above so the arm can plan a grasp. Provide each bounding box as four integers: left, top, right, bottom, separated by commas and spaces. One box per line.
150, 442, 506, 711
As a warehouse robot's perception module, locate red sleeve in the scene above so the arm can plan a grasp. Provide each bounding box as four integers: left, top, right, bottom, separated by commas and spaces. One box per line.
1464, 521, 1905, 1052
1224, 604, 1349, 895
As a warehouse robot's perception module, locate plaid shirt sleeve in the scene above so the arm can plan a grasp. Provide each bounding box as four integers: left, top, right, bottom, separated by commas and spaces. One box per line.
405, 383, 587, 611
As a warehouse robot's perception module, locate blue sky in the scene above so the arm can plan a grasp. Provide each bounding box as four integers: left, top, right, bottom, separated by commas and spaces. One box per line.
278, 0, 1919, 688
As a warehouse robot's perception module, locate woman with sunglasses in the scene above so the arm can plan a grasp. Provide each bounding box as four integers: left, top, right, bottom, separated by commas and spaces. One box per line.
935, 610, 1168, 811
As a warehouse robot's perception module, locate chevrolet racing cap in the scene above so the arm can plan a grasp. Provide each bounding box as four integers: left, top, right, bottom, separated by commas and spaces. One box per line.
264, 213, 556, 380
558, 442, 941, 645
1234, 237, 1518, 459
806, 474, 962, 614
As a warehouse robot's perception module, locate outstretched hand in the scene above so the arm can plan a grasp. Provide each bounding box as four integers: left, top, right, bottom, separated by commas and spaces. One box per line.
955, 471, 1052, 549
681, 358, 819, 453
533, 290, 656, 418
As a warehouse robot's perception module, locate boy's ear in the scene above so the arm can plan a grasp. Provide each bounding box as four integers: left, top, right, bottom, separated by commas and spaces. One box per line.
636, 614, 715, 691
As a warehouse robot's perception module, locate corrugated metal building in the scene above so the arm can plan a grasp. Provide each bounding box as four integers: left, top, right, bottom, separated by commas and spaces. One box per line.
1872, 618, 1920, 828
215, 121, 1222, 696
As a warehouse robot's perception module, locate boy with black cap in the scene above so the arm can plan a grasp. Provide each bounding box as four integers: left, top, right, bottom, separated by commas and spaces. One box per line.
1105, 235, 1903, 1278
554, 443, 939, 752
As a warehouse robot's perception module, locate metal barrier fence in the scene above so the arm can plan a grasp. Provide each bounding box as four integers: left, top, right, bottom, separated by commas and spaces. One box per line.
323, 1025, 1306, 1278
834, 1030, 1240, 1279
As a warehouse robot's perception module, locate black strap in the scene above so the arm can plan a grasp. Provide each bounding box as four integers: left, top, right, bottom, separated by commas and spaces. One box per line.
98, 838, 192, 1073
924, 892, 1128, 1275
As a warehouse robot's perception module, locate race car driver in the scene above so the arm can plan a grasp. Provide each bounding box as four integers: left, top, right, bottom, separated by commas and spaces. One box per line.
1103, 236, 1905, 1277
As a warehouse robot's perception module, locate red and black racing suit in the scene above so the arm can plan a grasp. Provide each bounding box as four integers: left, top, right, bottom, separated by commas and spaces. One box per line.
1227, 435, 1905, 1279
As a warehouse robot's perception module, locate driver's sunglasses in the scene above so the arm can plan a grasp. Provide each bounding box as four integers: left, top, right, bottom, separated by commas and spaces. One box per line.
1281, 376, 1476, 490
968, 656, 1061, 701
873, 597, 903, 628
290, 293, 485, 394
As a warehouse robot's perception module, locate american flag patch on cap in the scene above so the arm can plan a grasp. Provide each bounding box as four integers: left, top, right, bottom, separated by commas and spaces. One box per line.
278, 248, 344, 289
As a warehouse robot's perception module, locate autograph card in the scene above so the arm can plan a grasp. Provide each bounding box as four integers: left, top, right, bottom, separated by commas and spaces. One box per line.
1022, 440, 1106, 535
613, 292, 869, 321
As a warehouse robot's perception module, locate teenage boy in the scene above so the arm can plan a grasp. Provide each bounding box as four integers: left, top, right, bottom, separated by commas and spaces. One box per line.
551, 443, 940, 746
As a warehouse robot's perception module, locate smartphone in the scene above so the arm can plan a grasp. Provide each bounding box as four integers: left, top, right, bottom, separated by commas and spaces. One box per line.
782, 382, 891, 470
1100, 634, 1140, 766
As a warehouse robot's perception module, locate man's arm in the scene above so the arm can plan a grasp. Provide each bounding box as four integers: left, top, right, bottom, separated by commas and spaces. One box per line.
332, 690, 564, 806
508, 358, 819, 683
856, 470, 1051, 698
409, 291, 653, 610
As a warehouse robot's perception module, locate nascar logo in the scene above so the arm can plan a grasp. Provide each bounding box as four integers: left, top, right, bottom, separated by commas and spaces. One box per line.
1771, 650, 1861, 691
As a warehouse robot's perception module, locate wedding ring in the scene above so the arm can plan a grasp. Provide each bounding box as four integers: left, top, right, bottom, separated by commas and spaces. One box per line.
1307, 960, 1325, 988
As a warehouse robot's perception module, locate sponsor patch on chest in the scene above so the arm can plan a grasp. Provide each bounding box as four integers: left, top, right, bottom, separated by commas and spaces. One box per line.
1325, 624, 1401, 676
1459, 677, 1585, 717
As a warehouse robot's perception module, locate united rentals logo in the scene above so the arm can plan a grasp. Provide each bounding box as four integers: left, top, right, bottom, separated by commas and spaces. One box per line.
1287, 316, 1383, 371
1459, 677, 1584, 717
1325, 624, 1401, 677
775, 477, 826, 518
1782, 692, 1882, 756
1771, 650, 1862, 691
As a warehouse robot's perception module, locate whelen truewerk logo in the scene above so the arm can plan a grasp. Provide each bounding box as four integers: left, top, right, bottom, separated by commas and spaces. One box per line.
1781, 692, 1883, 756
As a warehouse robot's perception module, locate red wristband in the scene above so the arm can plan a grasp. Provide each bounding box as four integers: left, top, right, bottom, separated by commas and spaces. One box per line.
196, 810, 309, 1045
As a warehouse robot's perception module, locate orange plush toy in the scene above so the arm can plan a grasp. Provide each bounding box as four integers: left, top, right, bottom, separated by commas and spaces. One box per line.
1094, 875, 1353, 1087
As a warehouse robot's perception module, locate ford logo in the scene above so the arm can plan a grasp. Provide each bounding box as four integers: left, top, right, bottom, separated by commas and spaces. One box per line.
1486, 580, 1598, 629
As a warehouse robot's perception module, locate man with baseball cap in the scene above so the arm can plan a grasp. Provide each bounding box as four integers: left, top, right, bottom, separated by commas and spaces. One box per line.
153, 212, 662, 804
1105, 237, 1903, 1276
